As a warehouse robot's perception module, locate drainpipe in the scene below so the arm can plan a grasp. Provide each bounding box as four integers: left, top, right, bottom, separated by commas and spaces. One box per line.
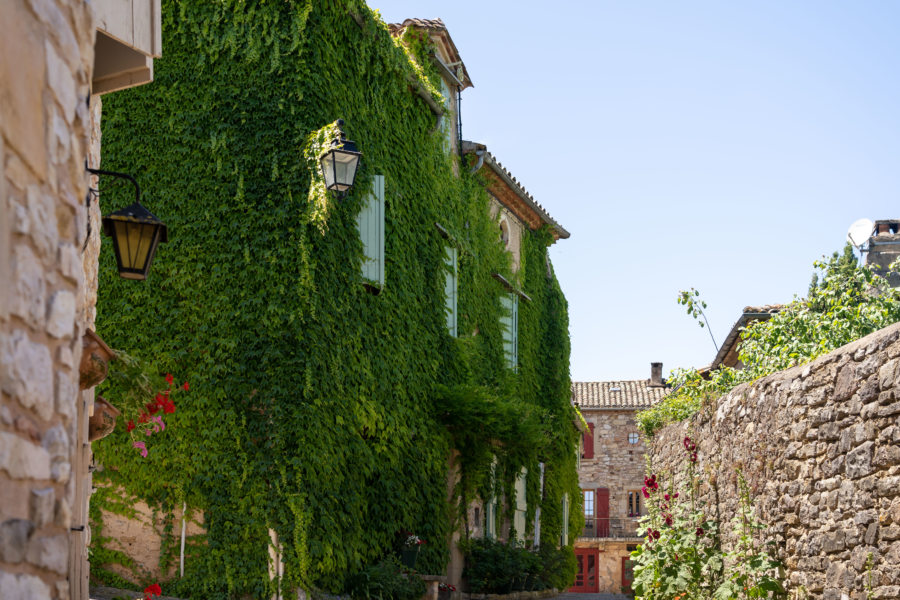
469, 149, 485, 173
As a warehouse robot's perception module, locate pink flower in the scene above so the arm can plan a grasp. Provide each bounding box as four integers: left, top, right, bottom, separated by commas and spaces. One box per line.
133, 441, 148, 458
641, 487, 650, 498
664, 493, 670, 501
151, 415, 166, 432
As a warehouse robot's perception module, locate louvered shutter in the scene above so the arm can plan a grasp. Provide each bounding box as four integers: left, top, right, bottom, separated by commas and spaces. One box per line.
500, 293, 518, 370
357, 175, 384, 288
444, 247, 457, 336
583, 423, 595, 459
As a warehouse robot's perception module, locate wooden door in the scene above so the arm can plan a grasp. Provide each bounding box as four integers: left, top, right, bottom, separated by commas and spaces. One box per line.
569, 548, 600, 593
596, 488, 610, 537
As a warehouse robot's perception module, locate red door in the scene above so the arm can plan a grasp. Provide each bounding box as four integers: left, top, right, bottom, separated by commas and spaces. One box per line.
596, 488, 610, 537
569, 548, 600, 593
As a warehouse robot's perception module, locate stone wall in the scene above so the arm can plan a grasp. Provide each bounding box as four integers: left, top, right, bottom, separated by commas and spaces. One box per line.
0, 2, 97, 599
648, 322, 900, 600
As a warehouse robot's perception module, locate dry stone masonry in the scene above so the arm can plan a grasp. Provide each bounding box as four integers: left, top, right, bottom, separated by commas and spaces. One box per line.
649, 322, 900, 600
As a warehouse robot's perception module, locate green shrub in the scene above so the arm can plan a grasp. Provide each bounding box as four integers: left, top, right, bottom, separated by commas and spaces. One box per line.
346, 556, 426, 600
462, 538, 566, 594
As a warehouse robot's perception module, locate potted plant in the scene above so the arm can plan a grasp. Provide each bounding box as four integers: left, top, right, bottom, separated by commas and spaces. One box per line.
88, 396, 121, 441
79, 329, 116, 389
399, 532, 426, 569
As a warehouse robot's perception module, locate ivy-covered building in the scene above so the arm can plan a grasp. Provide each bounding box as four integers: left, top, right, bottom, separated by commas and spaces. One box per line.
90, 2, 581, 598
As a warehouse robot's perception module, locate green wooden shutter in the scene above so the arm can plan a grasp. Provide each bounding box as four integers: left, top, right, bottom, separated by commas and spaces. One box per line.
561, 493, 569, 546
444, 247, 457, 336
357, 175, 384, 288
500, 293, 518, 371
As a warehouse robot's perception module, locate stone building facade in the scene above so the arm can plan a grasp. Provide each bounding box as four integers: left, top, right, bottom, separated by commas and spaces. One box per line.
570, 365, 668, 594
648, 322, 900, 600
0, 2, 160, 599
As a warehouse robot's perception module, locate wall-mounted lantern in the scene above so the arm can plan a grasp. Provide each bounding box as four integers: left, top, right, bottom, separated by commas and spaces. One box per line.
87, 167, 168, 280
319, 119, 362, 195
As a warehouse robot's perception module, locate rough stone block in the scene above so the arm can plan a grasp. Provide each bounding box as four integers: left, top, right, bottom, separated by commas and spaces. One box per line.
0, 518, 35, 562
55, 497, 71, 529
834, 363, 857, 402
25, 533, 68, 574
879, 359, 898, 390
11, 245, 47, 328
46, 290, 75, 339
50, 460, 70, 483
44, 39, 77, 124
0, 571, 52, 600
30, 487, 55, 527
55, 369, 77, 423
0, 1, 48, 179
26, 185, 58, 259
58, 242, 81, 283
0, 431, 51, 479
846, 441, 874, 479
0, 329, 54, 420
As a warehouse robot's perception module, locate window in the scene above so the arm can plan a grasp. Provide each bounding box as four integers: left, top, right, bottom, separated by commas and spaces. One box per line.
627, 490, 642, 517
582, 489, 595, 537
561, 493, 569, 546
485, 456, 498, 539
499, 293, 518, 371
628, 432, 639, 444
444, 246, 457, 336
582, 423, 595, 459
357, 175, 384, 289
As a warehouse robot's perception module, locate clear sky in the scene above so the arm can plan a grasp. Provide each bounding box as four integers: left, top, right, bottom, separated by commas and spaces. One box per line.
368, 0, 900, 382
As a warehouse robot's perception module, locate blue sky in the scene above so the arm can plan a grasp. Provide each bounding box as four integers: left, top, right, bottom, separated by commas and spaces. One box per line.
368, 1, 900, 381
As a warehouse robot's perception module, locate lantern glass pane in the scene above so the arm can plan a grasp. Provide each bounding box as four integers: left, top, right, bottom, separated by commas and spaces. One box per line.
114, 220, 150, 271
332, 150, 359, 192
320, 153, 336, 190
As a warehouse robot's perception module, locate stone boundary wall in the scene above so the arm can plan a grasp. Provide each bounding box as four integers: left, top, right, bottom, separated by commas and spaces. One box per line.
1, 2, 96, 600
648, 322, 900, 600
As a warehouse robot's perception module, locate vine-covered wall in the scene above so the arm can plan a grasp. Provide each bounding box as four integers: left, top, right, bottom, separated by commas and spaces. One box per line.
91, 1, 579, 597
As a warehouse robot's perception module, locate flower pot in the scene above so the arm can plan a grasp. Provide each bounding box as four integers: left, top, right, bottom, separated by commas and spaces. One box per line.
79, 329, 116, 390
400, 547, 419, 569
88, 397, 120, 442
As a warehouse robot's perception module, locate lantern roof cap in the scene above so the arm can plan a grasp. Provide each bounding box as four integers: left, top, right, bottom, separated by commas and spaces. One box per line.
102, 202, 168, 243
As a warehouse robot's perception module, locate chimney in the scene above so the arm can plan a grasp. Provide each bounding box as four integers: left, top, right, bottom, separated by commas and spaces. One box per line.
650, 362, 663, 387
866, 219, 900, 288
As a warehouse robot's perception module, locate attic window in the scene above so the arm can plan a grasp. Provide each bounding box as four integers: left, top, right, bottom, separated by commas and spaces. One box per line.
609, 386, 621, 392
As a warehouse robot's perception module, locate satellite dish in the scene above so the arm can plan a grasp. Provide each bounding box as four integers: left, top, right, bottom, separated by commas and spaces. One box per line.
847, 218, 874, 249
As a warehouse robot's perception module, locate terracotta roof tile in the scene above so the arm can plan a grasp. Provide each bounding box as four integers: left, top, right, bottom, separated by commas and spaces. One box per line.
571, 380, 667, 409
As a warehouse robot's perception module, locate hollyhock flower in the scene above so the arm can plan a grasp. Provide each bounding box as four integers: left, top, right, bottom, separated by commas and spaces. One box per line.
651, 529, 661, 540
696, 527, 705, 537
673, 493, 679, 499
133, 441, 148, 458
690, 451, 698, 463
664, 514, 673, 526
664, 493, 670, 501
641, 486, 650, 498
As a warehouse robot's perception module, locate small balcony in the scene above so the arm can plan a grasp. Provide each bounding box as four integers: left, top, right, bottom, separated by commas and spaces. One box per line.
579, 517, 643, 540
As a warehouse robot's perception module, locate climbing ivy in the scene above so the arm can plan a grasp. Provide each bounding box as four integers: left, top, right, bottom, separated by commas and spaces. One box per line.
91, 1, 578, 598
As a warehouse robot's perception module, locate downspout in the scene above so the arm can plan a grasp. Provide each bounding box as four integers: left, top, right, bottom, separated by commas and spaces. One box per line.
469, 149, 485, 173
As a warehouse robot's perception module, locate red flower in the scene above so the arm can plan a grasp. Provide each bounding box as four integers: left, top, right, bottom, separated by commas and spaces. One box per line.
161, 398, 176, 414
696, 527, 705, 537
165, 373, 174, 386
664, 514, 673, 526
144, 582, 162, 599
126, 420, 135, 432
145, 402, 160, 415
138, 412, 150, 424
183, 381, 190, 391
641, 487, 650, 498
